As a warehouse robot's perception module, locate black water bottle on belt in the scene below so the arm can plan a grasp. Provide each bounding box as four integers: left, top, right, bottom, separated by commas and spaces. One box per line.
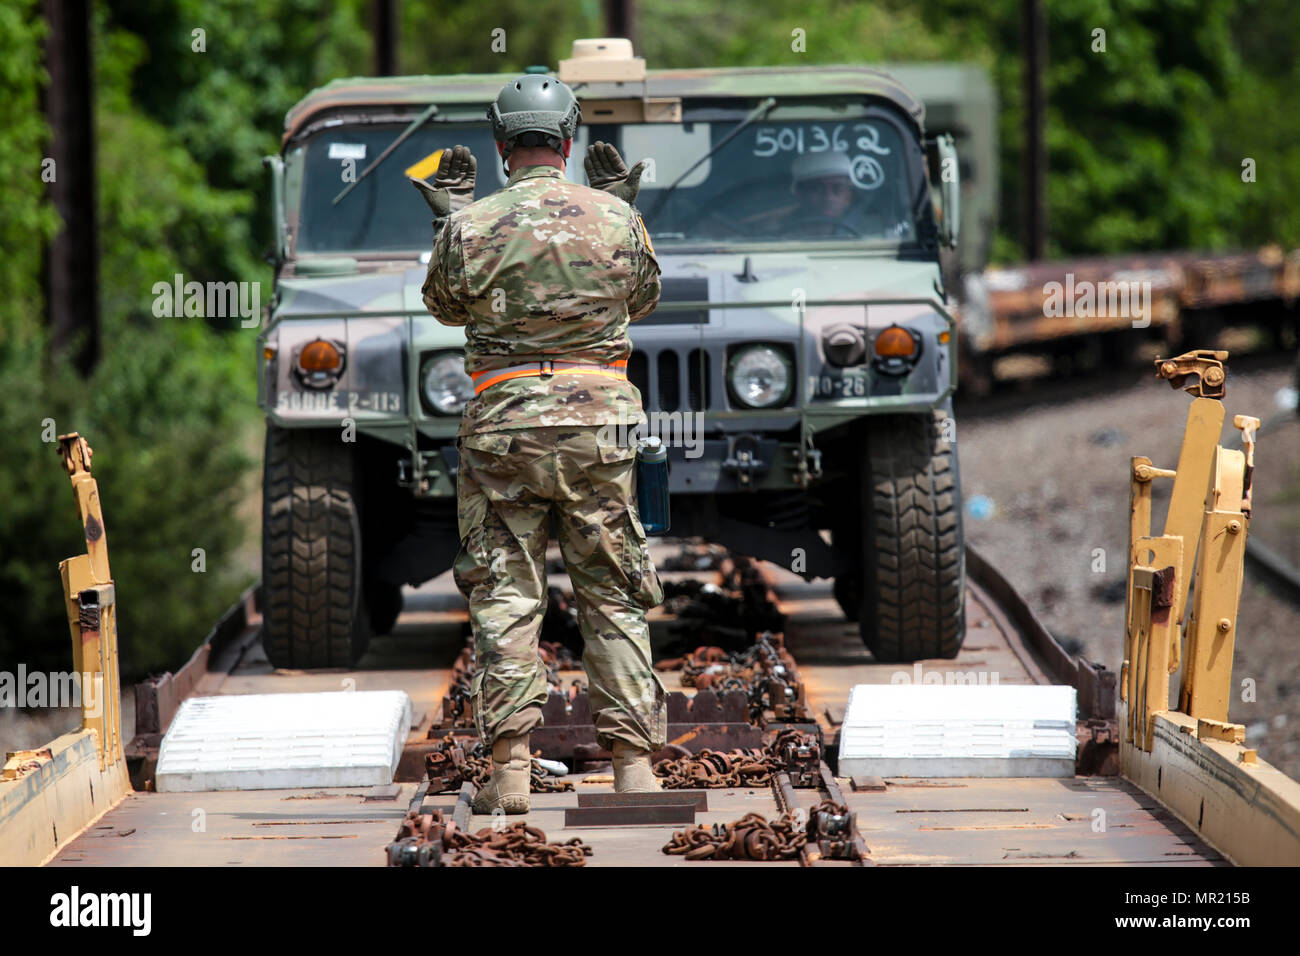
635, 436, 670, 535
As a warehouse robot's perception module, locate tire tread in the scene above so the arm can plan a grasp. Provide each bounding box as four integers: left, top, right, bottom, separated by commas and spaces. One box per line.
262, 426, 364, 668
861, 409, 966, 662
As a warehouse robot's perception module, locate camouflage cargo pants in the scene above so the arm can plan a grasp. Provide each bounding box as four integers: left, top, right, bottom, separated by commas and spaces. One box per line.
453, 425, 667, 753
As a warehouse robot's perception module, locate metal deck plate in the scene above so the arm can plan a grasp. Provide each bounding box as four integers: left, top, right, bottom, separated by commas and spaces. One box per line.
155, 691, 413, 792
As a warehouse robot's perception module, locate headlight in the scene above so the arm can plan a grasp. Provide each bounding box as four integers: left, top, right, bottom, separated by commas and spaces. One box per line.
422, 353, 475, 415
728, 345, 793, 408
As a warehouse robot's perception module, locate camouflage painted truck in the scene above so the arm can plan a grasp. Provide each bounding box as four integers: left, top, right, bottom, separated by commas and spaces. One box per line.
258, 38, 966, 668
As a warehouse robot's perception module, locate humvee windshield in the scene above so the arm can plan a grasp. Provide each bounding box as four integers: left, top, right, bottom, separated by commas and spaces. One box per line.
293, 101, 921, 254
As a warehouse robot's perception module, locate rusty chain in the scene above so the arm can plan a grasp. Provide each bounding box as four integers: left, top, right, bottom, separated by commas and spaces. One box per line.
661, 799, 860, 863
539, 639, 586, 696
443, 822, 591, 867
662, 811, 806, 861
669, 632, 809, 723
653, 747, 780, 789
389, 811, 591, 867
653, 727, 822, 790
439, 643, 477, 729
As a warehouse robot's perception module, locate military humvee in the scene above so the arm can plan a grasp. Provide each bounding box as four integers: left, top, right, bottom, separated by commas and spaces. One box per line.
258, 38, 965, 668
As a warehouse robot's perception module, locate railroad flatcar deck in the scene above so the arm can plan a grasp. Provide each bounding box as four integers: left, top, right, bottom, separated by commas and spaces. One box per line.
45, 558, 1219, 868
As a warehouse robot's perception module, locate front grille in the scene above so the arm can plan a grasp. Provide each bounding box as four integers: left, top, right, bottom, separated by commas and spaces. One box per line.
687, 348, 710, 411
657, 350, 681, 411
628, 350, 649, 398
629, 346, 714, 413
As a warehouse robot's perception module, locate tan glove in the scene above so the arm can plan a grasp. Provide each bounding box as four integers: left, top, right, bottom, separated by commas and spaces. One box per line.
584, 141, 648, 205
409, 144, 477, 220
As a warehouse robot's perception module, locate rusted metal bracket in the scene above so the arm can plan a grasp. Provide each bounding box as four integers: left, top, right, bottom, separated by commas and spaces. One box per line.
771, 766, 872, 866
771, 727, 822, 788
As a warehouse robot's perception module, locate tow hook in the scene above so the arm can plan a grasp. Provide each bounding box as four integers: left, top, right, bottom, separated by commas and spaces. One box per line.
722, 435, 768, 487
397, 451, 439, 495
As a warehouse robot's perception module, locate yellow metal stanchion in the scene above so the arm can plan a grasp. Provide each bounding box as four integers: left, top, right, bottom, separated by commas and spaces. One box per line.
55, 433, 122, 770
1123, 351, 1252, 748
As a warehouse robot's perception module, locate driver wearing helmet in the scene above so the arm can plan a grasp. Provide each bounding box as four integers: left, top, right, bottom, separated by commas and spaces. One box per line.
781, 150, 881, 237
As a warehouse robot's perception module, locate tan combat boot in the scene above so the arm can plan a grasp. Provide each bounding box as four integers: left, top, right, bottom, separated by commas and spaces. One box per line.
471, 734, 531, 814
612, 740, 661, 793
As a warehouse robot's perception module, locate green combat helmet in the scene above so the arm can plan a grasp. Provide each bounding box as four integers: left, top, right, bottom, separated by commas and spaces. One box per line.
487, 73, 582, 156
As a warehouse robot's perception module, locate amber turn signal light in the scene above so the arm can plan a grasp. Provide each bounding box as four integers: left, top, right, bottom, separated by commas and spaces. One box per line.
298, 340, 342, 372
873, 326, 917, 358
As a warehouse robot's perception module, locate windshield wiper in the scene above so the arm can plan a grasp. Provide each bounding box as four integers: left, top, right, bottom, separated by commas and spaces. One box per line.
643, 96, 777, 225
332, 102, 439, 205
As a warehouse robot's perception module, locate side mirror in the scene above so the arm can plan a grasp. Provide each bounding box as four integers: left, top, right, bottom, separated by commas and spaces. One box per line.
263, 155, 289, 263
935, 134, 960, 249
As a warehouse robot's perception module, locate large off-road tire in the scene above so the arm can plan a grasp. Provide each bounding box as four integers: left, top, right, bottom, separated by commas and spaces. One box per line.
859, 410, 966, 662
262, 426, 370, 668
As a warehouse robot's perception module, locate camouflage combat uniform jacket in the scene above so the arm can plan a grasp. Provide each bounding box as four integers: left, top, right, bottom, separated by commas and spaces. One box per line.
421, 164, 661, 435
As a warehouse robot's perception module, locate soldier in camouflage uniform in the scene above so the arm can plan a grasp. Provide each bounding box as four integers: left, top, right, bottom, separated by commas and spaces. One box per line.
417, 74, 667, 813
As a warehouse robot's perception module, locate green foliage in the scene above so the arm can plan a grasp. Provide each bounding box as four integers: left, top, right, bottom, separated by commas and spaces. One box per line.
105, 0, 370, 271
399, 1, 601, 76
906, 0, 1297, 259
638, 0, 979, 67
1036, 0, 1240, 256
0, 0, 58, 334
95, 24, 259, 331
1210, 0, 1300, 249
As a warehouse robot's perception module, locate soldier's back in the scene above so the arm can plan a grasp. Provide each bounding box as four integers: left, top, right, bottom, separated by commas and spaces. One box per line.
428, 163, 658, 434
457, 167, 640, 311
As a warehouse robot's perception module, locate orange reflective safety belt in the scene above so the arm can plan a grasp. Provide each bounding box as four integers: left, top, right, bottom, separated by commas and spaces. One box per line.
470, 359, 629, 395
